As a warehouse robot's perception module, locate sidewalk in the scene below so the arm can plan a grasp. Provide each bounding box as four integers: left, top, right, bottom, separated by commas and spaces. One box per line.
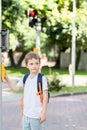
2, 93, 87, 130
2, 84, 22, 103
60, 76, 87, 86
2, 89, 22, 102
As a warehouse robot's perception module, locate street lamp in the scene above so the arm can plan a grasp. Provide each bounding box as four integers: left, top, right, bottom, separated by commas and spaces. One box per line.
71, 0, 76, 88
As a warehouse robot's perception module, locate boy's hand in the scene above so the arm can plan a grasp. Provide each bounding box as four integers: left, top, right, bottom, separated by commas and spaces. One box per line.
39, 113, 46, 123
4, 71, 9, 82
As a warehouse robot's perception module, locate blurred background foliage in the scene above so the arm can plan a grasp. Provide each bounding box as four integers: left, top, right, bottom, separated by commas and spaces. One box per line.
2, 0, 87, 68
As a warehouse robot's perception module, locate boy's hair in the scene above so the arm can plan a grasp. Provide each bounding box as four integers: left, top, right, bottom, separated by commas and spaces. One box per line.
25, 51, 41, 65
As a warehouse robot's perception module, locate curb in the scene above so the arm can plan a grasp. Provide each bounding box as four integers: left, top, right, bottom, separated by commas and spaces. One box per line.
51, 91, 87, 98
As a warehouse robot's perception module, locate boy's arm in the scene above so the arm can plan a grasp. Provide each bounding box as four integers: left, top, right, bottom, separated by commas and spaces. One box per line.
5, 71, 21, 92
40, 90, 48, 123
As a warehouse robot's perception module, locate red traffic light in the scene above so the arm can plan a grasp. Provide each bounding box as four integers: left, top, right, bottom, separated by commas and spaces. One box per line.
28, 9, 38, 27
29, 9, 37, 17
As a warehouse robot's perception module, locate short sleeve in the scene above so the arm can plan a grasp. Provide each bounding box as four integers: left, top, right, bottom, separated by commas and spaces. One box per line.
42, 76, 48, 91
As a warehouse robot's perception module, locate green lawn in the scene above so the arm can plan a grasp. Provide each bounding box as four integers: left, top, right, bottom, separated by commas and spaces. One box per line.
6, 66, 87, 77
50, 86, 87, 95
6, 67, 28, 77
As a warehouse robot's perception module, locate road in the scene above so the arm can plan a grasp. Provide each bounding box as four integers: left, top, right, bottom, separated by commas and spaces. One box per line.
44, 94, 87, 130
2, 93, 87, 130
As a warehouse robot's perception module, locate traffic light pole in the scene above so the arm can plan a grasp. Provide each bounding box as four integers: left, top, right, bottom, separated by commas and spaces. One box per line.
36, 19, 41, 53
71, 0, 76, 88
0, 0, 2, 129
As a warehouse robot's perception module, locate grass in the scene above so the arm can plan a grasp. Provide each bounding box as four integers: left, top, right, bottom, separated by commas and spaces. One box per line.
59, 86, 87, 93
6, 67, 28, 77
6, 66, 87, 77
50, 86, 87, 96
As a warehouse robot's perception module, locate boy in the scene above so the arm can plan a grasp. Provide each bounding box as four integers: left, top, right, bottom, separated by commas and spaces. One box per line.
5, 51, 48, 130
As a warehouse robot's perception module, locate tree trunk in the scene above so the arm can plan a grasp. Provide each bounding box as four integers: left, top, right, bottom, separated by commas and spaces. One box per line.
17, 51, 27, 67
8, 49, 16, 67
8, 49, 28, 68
55, 50, 61, 69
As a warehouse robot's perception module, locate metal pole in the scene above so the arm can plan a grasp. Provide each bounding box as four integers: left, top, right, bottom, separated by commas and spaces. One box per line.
36, 18, 41, 53
0, 0, 2, 129
71, 0, 76, 87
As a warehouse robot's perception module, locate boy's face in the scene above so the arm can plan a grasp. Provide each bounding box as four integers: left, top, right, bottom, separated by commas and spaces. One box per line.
26, 58, 40, 75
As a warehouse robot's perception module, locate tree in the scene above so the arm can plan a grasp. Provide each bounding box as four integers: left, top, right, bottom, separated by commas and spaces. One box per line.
41, 0, 87, 69
2, 0, 87, 69
75, 1, 87, 69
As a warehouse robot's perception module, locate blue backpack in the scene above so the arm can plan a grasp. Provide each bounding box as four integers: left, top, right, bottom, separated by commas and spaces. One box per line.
23, 73, 50, 103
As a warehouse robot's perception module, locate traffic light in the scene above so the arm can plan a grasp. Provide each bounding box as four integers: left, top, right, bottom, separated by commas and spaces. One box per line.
1, 29, 9, 52
28, 9, 38, 27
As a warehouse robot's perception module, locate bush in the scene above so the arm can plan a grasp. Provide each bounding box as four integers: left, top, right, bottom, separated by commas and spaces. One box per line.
48, 73, 62, 91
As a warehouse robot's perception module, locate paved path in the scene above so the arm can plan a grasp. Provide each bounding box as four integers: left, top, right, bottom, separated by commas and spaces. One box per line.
60, 76, 87, 86
2, 94, 87, 130
44, 94, 87, 130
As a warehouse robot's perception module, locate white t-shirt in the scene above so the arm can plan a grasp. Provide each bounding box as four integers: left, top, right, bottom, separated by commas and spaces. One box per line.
17, 74, 48, 118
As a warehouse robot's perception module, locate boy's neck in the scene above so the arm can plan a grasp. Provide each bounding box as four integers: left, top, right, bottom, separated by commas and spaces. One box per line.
30, 72, 39, 77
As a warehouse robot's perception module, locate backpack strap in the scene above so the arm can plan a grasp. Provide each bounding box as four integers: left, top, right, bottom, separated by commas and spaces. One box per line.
37, 73, 43, 92
23, 73, 29, 85
37, 73, 44, 103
